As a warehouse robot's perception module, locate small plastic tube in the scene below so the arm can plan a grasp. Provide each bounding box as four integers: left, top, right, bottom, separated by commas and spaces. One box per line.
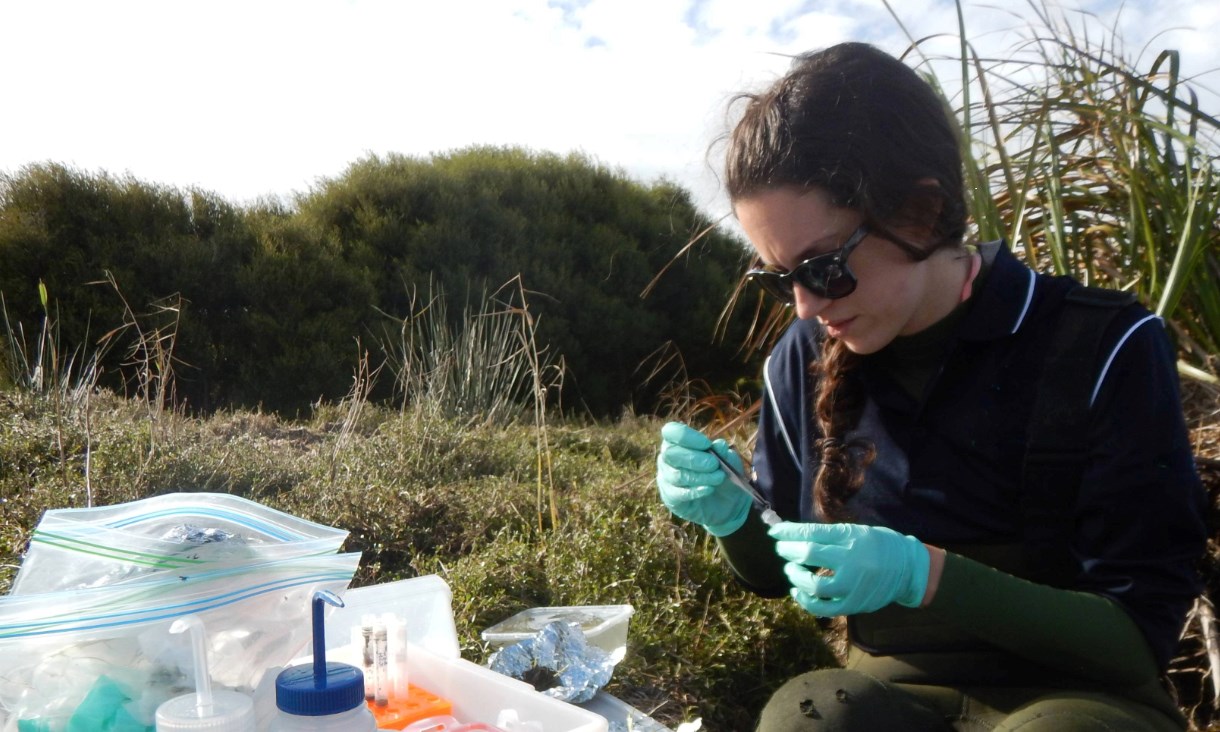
170, 615, 213, 716
387, 612, 409, 701
361, 614, 376, 700
373, 619, 389, 707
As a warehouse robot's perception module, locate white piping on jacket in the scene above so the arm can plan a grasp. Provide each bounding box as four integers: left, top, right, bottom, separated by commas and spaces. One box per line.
763, 354, 800, 466
1090, 314, 1161, 407
1011, 269, 1036, 334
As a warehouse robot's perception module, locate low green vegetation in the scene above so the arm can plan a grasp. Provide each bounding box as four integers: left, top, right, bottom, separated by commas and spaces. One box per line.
0, 390, 837, 729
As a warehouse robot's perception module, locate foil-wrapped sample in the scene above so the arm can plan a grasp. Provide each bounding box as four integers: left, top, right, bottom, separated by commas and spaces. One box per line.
488, 620, 618, 704
160, 524, 240, 545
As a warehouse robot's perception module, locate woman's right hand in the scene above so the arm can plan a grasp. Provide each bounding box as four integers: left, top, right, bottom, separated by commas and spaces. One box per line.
655, 421, 751, 536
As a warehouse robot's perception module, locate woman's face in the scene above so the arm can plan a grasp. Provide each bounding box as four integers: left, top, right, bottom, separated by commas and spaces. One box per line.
736, 186, 957, 355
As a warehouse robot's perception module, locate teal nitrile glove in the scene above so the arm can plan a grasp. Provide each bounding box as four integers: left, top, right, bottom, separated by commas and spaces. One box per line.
655, 421, 752, 536
768, 521, 930, 617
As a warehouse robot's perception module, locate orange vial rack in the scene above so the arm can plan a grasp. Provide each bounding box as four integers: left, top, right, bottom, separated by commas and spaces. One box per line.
366, 684, 454, 730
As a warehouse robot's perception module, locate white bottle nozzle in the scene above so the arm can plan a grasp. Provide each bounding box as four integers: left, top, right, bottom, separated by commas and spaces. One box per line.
170, 615, 214, 716
156, 614, 256, 731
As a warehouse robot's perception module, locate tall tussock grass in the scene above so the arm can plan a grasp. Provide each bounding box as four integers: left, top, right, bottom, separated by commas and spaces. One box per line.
892, 0, 1220, 379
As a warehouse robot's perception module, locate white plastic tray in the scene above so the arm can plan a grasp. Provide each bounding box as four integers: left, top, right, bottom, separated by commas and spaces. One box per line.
331, 577, 608, 732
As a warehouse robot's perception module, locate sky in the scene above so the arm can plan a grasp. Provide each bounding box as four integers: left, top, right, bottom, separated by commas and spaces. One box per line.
3, 0, 1219, 225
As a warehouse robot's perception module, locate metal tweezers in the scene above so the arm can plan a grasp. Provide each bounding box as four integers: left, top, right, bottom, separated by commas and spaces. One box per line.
712, 451, 782, 526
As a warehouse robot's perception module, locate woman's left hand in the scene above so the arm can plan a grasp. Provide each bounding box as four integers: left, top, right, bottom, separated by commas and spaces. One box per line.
769, 521, 931, 617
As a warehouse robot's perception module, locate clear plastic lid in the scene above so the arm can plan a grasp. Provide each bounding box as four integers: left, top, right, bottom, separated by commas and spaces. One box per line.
482, 605, 632, 638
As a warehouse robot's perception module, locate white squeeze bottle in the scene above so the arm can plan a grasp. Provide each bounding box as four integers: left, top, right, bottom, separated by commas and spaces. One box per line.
269, 590, 378, 731
155, 615, 257, 732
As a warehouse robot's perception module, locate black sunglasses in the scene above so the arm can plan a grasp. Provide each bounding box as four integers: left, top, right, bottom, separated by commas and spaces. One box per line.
746, 225, 869, 304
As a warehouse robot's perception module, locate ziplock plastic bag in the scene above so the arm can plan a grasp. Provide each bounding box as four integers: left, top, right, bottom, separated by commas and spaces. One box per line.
11, 492, 349, 594
0, 552, 361, 732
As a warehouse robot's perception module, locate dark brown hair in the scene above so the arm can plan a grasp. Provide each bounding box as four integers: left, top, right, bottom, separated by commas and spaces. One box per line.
725, 42, 967, 520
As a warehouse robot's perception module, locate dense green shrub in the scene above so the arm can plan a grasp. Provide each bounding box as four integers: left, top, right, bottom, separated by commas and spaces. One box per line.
0, 164, 260, 411
1, 151, 757, 417
229, 202, 374, 413
297, 147, 757, 416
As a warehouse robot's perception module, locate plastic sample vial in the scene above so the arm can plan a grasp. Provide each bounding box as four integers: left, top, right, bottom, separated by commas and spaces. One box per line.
372, 620, 389, 707
155, 615, 257, 732
361, 615, 376, 701
270, 590, 378, 731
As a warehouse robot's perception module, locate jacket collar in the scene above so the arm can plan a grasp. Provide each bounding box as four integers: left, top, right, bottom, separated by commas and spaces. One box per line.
956, 240, 1038, 342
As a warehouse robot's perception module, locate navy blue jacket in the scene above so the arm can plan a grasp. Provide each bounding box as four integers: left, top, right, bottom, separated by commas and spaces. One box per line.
752, 240, 1207, 668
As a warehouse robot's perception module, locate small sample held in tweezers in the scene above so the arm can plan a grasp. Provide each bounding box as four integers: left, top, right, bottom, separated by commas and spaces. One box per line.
713, 450, 782, 525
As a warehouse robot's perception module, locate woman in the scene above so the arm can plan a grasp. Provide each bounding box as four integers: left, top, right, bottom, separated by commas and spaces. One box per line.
655, 42, 1207, 731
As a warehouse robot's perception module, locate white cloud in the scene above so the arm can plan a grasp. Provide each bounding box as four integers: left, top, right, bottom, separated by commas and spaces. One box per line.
2, 0, 1217, 217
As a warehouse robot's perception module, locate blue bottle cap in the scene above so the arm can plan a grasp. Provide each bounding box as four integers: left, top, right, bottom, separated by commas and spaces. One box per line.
274, 589, 364, 716
274, 662, 365, 716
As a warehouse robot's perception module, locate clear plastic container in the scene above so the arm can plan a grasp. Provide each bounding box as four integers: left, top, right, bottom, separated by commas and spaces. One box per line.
480, 605, 634, 654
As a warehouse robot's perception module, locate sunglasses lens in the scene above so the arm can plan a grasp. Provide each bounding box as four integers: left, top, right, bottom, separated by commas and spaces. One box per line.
822, 264, 857, 299
792, 259, 858, 300
748, 271, 795, 303
791, 262, 828, 298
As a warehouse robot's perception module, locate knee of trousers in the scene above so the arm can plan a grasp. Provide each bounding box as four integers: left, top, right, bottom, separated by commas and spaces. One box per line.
756, 668, 944, 732
994, 692, 1184, 732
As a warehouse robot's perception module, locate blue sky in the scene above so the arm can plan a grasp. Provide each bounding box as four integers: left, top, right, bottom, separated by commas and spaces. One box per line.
2, 0, 1217, 223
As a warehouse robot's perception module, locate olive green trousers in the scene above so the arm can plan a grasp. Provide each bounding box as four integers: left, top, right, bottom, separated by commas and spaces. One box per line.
756, 648, 1185, 732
